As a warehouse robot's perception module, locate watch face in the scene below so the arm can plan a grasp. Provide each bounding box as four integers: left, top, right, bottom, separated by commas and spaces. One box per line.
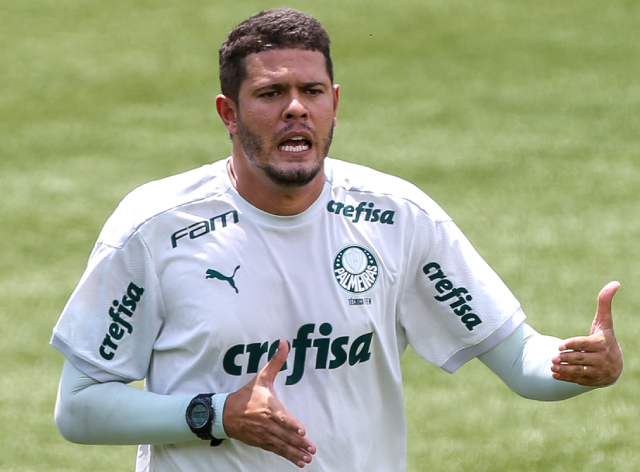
190, 403, 209, 428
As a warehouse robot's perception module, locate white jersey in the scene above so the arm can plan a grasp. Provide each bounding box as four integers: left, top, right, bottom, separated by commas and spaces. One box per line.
51, 157, 524, 472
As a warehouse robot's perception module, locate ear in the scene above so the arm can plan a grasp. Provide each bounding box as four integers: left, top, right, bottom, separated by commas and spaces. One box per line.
332, 84, 340, 128
216, 94, 238, 136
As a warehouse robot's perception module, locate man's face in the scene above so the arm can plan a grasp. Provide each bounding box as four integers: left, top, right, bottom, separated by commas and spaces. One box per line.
227, 48, 339, 188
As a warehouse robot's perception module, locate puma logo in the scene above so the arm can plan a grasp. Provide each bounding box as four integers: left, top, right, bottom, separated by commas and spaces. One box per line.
205, 266, 241, 293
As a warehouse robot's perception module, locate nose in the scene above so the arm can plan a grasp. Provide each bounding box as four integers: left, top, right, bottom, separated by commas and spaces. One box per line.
283, 94, 309, 121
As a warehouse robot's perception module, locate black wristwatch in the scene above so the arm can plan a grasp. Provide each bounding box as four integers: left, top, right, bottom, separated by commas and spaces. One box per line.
185, 393, 223, 447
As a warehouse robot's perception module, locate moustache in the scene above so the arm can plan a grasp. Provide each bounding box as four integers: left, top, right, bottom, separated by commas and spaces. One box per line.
273, 122, 316, 143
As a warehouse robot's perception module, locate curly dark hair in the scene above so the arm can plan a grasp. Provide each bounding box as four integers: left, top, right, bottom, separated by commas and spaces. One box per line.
219, 8, 333, 104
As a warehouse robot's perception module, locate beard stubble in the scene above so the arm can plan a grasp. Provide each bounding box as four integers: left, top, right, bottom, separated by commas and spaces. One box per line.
237, 117, 333, 188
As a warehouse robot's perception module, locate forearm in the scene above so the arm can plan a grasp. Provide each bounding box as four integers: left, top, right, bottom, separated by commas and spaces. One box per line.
55, 359, 194, 445
478, 323, 593, 401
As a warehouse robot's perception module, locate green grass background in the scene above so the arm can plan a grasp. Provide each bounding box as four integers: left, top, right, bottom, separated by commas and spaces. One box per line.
1, 0, 639, 470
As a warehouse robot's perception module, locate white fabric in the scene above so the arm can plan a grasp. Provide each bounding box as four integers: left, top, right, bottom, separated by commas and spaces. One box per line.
52, 157, 526, 472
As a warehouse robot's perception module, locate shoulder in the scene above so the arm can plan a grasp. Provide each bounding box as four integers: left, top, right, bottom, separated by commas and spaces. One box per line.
323, 158, 452, 224
97, 159, 231, 248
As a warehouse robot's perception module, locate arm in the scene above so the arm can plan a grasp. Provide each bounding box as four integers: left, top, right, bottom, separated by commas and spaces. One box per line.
479, 281, 622, 400
54, 359, 194, 445
55, 340, 315, 468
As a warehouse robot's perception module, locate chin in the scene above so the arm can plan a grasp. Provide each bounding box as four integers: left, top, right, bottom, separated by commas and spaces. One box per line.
264, 160, 323, 187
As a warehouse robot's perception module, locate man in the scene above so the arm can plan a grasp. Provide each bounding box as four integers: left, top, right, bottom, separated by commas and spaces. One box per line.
52, 8, 623, 472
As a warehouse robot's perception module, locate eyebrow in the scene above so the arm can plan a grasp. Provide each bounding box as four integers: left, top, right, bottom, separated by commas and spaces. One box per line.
253, 81, 329, 94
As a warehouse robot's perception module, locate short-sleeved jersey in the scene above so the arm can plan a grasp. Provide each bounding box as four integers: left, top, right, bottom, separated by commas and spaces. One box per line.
51, 157, 524, 472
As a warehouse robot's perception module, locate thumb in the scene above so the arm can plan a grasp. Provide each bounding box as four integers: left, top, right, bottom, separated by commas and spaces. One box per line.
591, 281, 621, 335
258, 339, 289, 387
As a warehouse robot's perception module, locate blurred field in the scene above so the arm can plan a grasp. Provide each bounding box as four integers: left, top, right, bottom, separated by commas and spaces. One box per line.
1, 0, 638, 471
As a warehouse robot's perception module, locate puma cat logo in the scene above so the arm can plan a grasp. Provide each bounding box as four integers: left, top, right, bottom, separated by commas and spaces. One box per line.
205, 266, 241, 293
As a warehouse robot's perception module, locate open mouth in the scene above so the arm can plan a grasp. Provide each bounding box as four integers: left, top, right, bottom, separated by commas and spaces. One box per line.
278, 136, 312, 153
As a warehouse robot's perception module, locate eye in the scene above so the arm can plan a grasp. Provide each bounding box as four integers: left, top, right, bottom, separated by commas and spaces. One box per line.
306, 88, 323, 96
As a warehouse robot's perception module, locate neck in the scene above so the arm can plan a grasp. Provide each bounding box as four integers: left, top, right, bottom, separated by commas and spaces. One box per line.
227, 157, 325, 216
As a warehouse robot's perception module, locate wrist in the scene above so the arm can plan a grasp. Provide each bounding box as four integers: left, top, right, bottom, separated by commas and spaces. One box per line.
211, 393, 229, 439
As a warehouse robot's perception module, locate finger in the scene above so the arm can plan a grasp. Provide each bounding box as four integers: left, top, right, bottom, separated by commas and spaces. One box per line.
557, 333, 605, 354
558, 335, 592, 353
268, 406, 311, 440
261, 434, 314, 468
552, 349, 595, 367
271, 427, 317, 460
551, 361, 588, 377
591, 281, 620, 335
259, 339, 289, 386
246, 415, 316, 465
551, 370, 592, 386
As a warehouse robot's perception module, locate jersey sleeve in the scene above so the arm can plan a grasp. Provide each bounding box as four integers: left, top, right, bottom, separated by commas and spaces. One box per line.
51, 232, 165, 383
398, 210, 525, 373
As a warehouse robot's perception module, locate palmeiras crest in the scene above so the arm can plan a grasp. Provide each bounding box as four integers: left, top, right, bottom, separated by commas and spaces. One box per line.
333, 245, 379, 294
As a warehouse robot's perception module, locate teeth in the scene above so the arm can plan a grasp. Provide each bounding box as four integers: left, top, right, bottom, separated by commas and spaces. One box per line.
280, 143, 310, 152
279, 136, 310, 152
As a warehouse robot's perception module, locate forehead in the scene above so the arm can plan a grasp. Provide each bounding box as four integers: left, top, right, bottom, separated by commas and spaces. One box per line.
241, 48, 331, 90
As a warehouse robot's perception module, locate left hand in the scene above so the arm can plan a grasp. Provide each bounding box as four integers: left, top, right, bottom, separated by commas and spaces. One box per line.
551, 281, 623, 386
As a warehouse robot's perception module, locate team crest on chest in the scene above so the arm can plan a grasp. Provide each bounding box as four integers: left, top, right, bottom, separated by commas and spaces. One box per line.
333, 245, 379, 294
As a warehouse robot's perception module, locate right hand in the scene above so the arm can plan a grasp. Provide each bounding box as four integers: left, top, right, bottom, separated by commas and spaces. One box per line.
223, 339, 316, 468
